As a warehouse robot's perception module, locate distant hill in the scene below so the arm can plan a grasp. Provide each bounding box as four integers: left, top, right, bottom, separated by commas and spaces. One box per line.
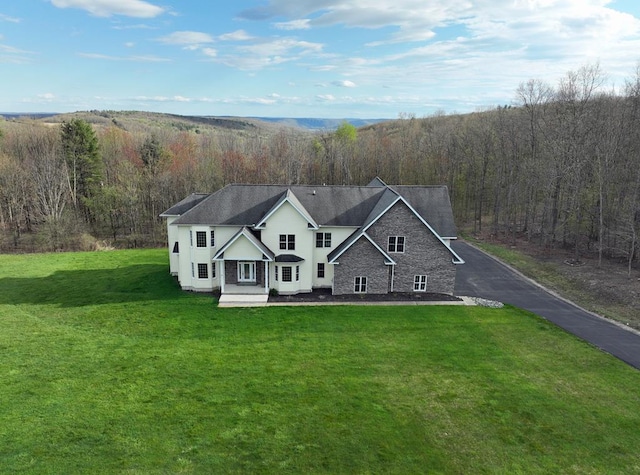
0, 112, 60, 120
250, 117, 389, 130
1, 111, 389, 132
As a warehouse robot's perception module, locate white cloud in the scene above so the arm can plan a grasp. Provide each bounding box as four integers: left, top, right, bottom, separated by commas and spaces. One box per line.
131, 95, 257, 105
158, 31, 220, 60
0, 43, 35, 64
248, 97, 278, 105
239, 0, 640, 48
38, 93, 56, 101
316, 94, 336, 102
0, 13, 21, 23
332, 80, 357, 88
241, 38, 323, 57
218, 30, 253, 41
50, 0, 164, 18
78, 52, 170, 62
217, 37, 324, 70
134, 95, 193, 103
158, 31, 214, 46
274, 19, 311, 30
112, 24, 155, 30
263, 0, 640, 113
0, 44, 31, 55
124, 42, 135, 48
201, 47, 218, 58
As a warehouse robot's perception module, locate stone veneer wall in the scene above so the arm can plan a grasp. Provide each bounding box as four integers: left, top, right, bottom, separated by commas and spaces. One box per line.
333, 238, 390, 295
224, 260, 265, 287
365, 201, 456, 294
225, 261, 238, 285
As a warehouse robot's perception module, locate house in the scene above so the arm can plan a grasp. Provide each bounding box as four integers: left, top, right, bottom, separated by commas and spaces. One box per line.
160, 178, 464, 297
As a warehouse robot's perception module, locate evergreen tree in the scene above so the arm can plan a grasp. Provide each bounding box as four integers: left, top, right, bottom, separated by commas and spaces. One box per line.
61, 118, 103, 209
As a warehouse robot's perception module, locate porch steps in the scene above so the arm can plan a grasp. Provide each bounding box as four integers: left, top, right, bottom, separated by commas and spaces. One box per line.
218, 294, 269, 308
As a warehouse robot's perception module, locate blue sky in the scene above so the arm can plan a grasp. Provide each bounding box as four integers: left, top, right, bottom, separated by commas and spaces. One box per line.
2, 0, 640, 118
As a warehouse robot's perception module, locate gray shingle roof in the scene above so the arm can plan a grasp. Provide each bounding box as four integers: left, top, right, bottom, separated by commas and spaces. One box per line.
159, 193, 209, 217
166, 182, 457, 238
393, 186, 457, 237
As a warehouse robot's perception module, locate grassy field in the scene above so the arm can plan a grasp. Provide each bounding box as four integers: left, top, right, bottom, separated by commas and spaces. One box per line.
1, 249, 640, 474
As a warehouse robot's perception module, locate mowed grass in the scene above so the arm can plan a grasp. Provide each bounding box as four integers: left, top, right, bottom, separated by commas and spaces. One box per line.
1, 250, 640, 474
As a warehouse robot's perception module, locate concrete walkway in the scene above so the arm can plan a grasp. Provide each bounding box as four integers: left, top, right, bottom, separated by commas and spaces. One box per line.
452, 241, 640, 370
218, 294, 269, 307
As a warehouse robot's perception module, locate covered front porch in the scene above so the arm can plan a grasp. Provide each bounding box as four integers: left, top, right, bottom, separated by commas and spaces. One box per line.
222, 283, 269, 294
213, 226, 275, 297
218, 259, 270, 295
217, 262, 270, 307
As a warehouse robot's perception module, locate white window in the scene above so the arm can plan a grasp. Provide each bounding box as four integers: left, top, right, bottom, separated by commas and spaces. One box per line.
275, 265, 278, 281
191, 262, 194, 278
196, 231, 207, 248
317, 263, 325, 278
388, 236, 405, 253
316, 232, 332, 248
210, 230, 215, 247
190, 230, 193, 247
354, 276, 367, 293
198, 263, 208, 279
279, 234, 295, 250
414, 275, 427, 291
282, 266, 292, 282
296, 265, 300, 281
212, 262, 216, 278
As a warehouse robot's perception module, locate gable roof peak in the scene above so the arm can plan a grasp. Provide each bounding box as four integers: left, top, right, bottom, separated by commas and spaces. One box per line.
254, 187, 319, 229
367, 176, 388, 188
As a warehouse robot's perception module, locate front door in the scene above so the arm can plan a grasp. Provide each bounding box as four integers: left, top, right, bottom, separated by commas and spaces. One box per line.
238, 261, 256, 283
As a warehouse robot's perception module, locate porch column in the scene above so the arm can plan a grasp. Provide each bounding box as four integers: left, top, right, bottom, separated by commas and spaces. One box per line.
219, 260, 225, 293
264, 261, 269, 293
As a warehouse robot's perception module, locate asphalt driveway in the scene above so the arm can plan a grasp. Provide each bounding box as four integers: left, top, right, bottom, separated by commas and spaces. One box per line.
452, 241, 640, 370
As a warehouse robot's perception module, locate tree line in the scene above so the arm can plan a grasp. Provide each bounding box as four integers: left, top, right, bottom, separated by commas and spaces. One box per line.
1, 63, 639, 272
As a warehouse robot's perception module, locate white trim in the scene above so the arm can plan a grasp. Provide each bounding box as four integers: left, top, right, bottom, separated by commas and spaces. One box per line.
197, 262, 209, 279
281, 265, 293, 282
354, 276, 367, 293
362, 194, 465, 265
328, 232, 396, 265
213, 227, 274, 261
388, 235, 406, 253
195, 230, 207, 248
315, 231, 332, 248
255, 190, 319, 230
413, 275, 428, 292
396, 196, 465, 264
238, 261, 257, 282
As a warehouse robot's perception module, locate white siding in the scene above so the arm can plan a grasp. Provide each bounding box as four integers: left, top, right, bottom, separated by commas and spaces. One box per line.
223, 235, 265, 260
262, 202, 313, 294
166, 216, 179, 275
311, 227, 358, 288
174, 225, 243, 292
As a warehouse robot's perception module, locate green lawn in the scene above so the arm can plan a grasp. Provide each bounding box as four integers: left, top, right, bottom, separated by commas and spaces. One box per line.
1, 249, 639, 474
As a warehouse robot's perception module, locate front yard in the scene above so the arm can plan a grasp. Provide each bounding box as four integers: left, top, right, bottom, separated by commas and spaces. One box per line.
1, 249, 639, 473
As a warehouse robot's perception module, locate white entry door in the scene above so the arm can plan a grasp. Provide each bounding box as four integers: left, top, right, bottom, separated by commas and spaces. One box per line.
238, 261, 256, 282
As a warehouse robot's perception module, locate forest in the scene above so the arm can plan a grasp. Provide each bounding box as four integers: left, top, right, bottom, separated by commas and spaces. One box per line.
1, 63, 640, 272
